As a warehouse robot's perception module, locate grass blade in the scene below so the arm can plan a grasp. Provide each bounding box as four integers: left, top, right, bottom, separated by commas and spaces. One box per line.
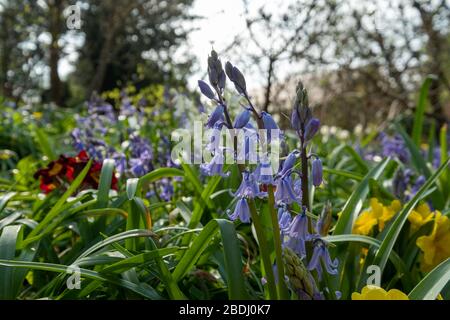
0, 225, 22, 299
173, 219, 249, 299
412, 76, 434, 146
408, 258, 450, 300
96, 159, 115, 208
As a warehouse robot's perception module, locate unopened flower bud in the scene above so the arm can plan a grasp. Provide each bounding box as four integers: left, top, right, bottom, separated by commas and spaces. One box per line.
304, 118, 320, 142
317, 201, 333, 236
312, 158, 322, 187
198, 80, 215, 99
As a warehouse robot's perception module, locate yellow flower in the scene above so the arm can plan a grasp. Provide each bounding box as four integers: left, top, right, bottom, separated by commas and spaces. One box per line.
408, 202, 434, 233
353, 198, 401, 235
378, 199, 401, 231
352, 285, 409, 300
416, 212, 450, 272
353, 209, 378, 235
32, 111, 43, 119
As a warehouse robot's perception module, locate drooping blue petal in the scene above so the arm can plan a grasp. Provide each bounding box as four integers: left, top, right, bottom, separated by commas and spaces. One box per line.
206, 104, 224, 128
234, 108, 251, 129
228, 197, 251, 223
279, 151, 298, 177
200, 151, 229, 177
234, 171, 266, 198
275, 176, 300, 204
254, 160, 275, 185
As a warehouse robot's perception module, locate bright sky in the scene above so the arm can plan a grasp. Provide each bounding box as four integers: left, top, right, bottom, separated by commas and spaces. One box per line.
188, 0, 247, 63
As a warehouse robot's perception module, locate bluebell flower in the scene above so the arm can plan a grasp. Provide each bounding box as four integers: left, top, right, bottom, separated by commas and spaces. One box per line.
234, 108, 251, 129
254, 160, 275, 185
284, 210, 311, 257
410, 175, 426, 197
234, 171, 266, 198
278, 206, 292, 231
380, 133, 410, 163
206, 122, 224, 153
278, 151, 298, 177
307, 238, 338, 279
312, 158, 323, 187
238, 124, 259, 162
287, 210, 310, 240
130, 149, 153, 177
200, 151, 229, 177
112, 152, 127, 175
71, 128, 85, 151
274, 175, 300, 204
228, 197, 251, 223
120, 97, 137, 117
293, 178, 302, 196
159, 178, 174, 201
206, 104, 225, 128
261, 111, 280, 142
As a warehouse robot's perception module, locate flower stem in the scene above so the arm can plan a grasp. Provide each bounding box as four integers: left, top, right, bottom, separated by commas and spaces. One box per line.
301, 143, 310, 211
268, 184, 289, 299
248, 199, 278, 300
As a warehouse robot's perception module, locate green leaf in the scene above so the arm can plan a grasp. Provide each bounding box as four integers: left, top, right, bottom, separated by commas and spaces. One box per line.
100, 247, 181, 273
343, 145, 369, 173
324, 234, 409, 283
188, 176, 222, 229
396, 123, 431, 178
76, 229, 156, 261
0, 225, 21, 299
323, 167, 363, 181
408, 258, 450, 300
181, 164, 214, 209
126, 178, 139, 200
173, 219, 249, 299
97, 159, 115, 208
373, 158, 450, 273
333, 157, 391, 235
0, 192, 16, 215
412, 76, 435, 146
137, 167, 184, 196
34, 127, 56, 160
0, 260, 161, 299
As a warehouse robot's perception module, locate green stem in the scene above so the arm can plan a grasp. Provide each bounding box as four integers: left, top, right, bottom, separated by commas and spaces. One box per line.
268, 184, 289, 299
248, 199, 278, 300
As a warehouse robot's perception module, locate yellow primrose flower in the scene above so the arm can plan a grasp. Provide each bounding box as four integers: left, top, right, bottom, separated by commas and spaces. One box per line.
378, 199, 401, 231
353, 209, 378, 235
416, 212, 450, 272
353, 198, 401, 235
408, 202, 433, 233
352, 285, 409, 300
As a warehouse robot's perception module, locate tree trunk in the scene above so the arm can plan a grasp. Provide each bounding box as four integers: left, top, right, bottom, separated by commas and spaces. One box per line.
88, 31, 115, 96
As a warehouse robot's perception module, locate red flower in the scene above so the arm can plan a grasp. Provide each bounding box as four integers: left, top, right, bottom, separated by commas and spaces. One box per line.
34, 151, 118, 194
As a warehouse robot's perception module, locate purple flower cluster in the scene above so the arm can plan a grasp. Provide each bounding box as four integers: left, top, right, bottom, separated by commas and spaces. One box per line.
71, 93, 176, 200
379, 132, 410, 163
197, 51, 337, 298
